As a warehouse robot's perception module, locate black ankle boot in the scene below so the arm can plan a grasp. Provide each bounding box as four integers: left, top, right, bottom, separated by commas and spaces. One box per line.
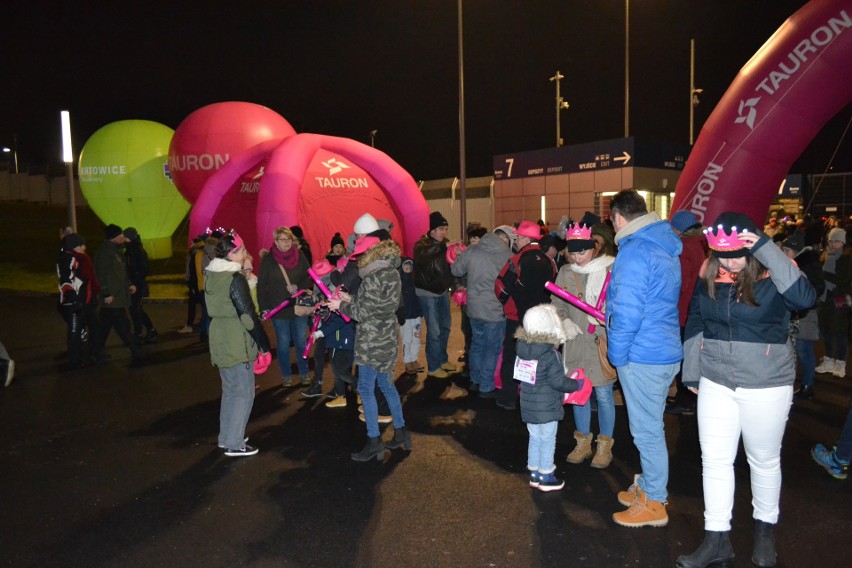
385, 427, 412, 450
752, 520, 777, 567
351, 436, 384, 462
675, 531, 735, 568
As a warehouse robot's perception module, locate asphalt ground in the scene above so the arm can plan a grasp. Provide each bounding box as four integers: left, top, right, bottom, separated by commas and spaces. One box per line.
0, 292, 850, 568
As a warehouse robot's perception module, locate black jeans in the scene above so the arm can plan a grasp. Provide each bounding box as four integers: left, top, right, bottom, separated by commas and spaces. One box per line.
498, 319, 521, 407
330, 348, 355, 396
97, 307, 143, 360
129, 291, 155, 337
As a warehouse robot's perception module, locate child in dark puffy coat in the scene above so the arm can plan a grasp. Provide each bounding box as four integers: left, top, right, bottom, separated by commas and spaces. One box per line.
515, 303, 585, 492
398, 257, 423, 374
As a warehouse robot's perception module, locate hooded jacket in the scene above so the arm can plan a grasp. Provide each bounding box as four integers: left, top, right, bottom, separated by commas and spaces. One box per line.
94, 239, 131, 308
683, 234, 817, 390
607, 213, 683, 366
339, 239, 402, 374
515, 324, 580, 424
451, 232, 512, 322
205, 258, 270, 368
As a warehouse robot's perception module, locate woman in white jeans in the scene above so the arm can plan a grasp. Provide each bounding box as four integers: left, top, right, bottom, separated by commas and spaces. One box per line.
677, 212, 816, 568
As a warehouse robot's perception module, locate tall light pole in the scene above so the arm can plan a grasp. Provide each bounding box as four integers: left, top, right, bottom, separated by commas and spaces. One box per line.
689, 39, 703, 145
370, 129, 378, 147
458, 0, 467, 236
549, 71, 570, 147
61, 111, 77, 232
2, 134, 19, 173
624, 0, 630, 138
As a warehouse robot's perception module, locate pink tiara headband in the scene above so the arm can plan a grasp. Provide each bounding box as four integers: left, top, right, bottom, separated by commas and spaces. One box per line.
703, 224, 750, 254
227, 229, 244, 251
565, 222, 593, 241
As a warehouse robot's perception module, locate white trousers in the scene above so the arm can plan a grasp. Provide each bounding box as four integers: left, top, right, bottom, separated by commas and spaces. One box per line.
400, 318, 421, 364
696, 377, 792, 531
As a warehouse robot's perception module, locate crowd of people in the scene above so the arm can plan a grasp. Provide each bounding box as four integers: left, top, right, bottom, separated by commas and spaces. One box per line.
40, 190, 852, 568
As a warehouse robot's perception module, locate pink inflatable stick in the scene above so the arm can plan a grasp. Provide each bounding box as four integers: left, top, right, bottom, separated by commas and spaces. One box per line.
587, 272, 611, 334
545, 281, 606, 323
302, 315, 321, 359
308, 268, 351, 322
261, 289, 305, 320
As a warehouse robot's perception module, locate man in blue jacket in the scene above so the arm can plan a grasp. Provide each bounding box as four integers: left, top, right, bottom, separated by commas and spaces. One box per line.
606, 190, 683, 528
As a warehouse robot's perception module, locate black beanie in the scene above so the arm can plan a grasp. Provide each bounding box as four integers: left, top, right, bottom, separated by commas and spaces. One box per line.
63, 233, 85, 250
430, 211, 449, 231
104, 224, 123, 240
330, 232, 345, 248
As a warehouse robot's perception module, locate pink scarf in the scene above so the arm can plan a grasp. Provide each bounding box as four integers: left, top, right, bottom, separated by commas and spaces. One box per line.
272, 244, 299, 270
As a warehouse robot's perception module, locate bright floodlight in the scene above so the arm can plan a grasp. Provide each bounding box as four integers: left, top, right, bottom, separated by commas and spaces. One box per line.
61, 111, 73, 163
2, 147, 10, 153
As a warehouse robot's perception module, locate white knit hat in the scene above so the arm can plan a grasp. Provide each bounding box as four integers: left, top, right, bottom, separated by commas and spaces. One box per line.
522, 304, 567, 343
354, 213, 380, 235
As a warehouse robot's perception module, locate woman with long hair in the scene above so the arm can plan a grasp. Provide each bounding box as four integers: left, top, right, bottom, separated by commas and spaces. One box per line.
677, 212, 816, 568
551, 212, 617, 469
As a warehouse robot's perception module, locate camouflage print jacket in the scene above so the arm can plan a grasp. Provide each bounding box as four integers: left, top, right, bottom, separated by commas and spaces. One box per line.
339, 239, 402, 374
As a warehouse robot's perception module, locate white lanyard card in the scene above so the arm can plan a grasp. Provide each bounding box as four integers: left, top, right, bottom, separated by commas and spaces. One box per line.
514, 357, 538, 384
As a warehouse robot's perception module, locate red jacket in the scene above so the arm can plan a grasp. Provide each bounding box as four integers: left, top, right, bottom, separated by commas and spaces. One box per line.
678, 234, 708, 327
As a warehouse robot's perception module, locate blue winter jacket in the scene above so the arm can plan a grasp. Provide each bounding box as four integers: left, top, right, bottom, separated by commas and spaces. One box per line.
607, 213, 683, 366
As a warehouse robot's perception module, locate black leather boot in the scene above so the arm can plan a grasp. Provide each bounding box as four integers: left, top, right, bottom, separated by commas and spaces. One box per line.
351, 436, 384, 462
752, 520, 777, 567
675, 531, 735, 568
385, 427, 412, 450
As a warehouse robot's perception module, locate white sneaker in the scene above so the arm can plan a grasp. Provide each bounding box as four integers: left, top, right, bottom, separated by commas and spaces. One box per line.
832, 360, 847, 378
815, 357, 836, 374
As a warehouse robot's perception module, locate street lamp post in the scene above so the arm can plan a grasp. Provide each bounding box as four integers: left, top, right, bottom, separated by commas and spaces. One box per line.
549, 71, 570, 147
370, 129, 378, 148
625, 0, 630, 138
2, 134, 19, 173
689, 39, 703, 145
61, 111, 77, 232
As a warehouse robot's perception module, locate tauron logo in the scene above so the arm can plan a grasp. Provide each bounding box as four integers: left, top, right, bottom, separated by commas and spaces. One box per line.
321, 158, 350, 176
734, 97, 761, 130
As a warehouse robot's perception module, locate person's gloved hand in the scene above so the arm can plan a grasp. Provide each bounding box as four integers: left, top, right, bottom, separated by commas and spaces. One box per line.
562, 318, 582, 340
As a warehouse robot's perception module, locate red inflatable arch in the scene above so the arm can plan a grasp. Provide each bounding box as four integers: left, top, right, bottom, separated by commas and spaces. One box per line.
672, 0, 852, 225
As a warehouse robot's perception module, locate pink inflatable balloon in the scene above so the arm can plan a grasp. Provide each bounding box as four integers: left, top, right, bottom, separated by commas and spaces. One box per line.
190, 133, 429, 260
168, 102, 296, 204
189, 138, 282, 258
672, 0, 852, 225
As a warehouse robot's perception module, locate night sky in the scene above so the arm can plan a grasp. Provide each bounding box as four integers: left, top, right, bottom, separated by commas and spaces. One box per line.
2, 0, 849, 180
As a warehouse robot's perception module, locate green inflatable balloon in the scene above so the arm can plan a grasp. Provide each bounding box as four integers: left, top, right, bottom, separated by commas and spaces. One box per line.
79, 120, 189, 259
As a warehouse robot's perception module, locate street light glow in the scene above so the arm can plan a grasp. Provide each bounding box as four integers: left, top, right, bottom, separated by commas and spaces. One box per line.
61, 111, 73, 163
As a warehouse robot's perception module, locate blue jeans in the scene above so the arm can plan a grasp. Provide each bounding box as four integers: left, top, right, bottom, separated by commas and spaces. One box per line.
218, 362, 255, 450
574, 384, 616, 437
796, 338, 816, 388
527, 421, 558, 474
358, 365, 406, 438
417, 294, 451, 373
272, 317, 309, 378
469, 318, 505, 392
617, 361, 679, 502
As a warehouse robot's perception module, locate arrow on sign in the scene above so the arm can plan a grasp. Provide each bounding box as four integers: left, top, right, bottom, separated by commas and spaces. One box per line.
613, 151, 631, 165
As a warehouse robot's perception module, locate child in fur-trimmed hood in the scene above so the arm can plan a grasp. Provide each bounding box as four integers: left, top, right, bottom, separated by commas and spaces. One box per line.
515, 303, 583, 492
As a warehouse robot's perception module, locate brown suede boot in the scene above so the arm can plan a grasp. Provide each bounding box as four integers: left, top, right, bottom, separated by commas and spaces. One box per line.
612, 493, 668, 528
590, 435, 614, 469
565, 431, 594, 464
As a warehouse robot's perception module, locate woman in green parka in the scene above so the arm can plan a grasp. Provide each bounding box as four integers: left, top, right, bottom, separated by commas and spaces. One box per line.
205, 231, 271, 457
